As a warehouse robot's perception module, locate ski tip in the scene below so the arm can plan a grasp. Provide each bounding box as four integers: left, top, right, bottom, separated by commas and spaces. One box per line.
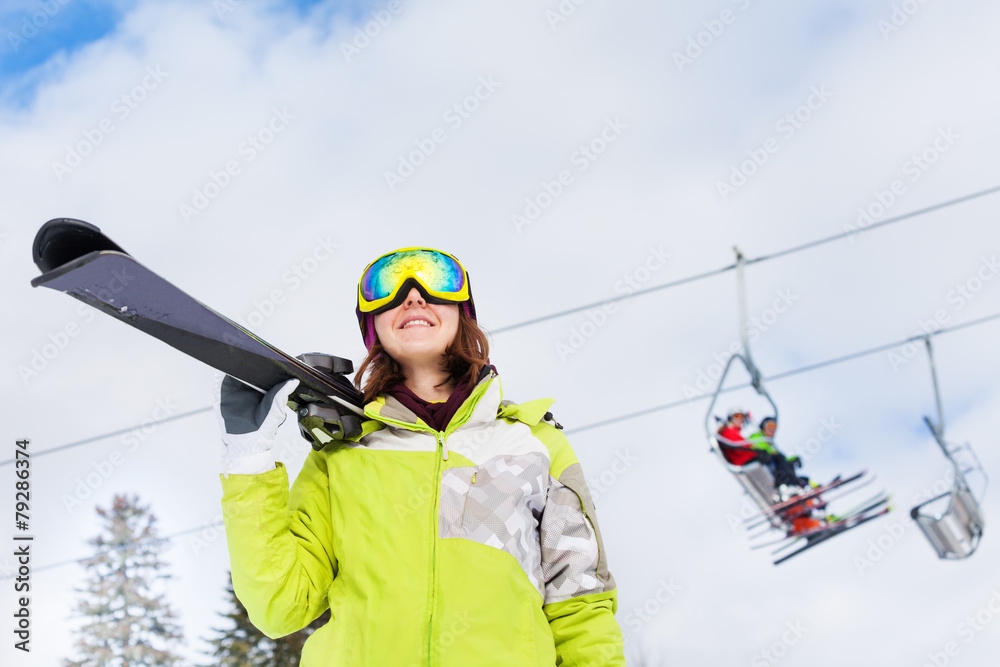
32, 218, 127, 275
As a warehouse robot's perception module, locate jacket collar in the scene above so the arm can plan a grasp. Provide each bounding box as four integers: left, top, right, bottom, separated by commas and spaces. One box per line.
364, 369, 502, 434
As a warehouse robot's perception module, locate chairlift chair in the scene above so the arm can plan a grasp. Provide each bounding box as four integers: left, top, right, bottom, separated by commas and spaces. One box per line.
910, 335, 987, 559
704, 353, 786, 530
703, 248, 891, 564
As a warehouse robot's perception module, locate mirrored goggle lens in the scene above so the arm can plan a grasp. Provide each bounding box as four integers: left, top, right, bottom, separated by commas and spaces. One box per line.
360, 249, 466, 304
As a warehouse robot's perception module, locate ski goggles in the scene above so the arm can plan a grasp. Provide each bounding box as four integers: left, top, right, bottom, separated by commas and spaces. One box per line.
357, 247, 471, 314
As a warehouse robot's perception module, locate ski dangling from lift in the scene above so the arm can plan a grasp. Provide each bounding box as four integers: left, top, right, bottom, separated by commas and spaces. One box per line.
30, 218, 366, 445
743, 473, 882, 532
772, 498, 893, 565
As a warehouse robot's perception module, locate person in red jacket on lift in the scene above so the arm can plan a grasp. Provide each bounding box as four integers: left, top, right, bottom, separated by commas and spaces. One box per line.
715, 406, 753, 460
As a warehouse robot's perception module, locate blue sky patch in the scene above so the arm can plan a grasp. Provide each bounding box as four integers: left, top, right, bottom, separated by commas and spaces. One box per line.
0, 1, 123, 82
0, 0, 383, 107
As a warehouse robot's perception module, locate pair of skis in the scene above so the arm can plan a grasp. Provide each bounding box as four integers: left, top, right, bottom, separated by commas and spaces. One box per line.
30, 219, 366, 448
742, 472, 892, 564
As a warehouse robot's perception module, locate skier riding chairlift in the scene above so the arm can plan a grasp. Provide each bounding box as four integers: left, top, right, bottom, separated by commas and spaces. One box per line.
701, 248, 891, 561
715, 407, 824, 532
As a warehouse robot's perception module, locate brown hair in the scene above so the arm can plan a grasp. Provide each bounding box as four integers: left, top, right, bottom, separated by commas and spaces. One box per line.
354, 309, 490, 404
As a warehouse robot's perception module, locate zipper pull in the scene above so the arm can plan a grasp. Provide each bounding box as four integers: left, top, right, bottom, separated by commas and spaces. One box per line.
439, 433, 449, 461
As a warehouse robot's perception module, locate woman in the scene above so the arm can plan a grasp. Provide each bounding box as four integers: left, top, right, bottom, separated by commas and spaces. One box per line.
216, 247, 625, 666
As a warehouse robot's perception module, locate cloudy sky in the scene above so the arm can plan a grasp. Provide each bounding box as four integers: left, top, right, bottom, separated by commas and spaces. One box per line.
2, 0, 1000, 664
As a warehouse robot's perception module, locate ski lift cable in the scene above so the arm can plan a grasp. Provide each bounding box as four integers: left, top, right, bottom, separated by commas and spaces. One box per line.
491, 184, 1000, 334
4, 311, 1000, 466
0, 521, 223, 580
0, 407, 213, 466
10, 312, 1000, 576
4, 187, 999, 468
564, 310, 1000, 436
19, 407, 212, 460
489, 262, 738, 334
744, 184, 1000, 266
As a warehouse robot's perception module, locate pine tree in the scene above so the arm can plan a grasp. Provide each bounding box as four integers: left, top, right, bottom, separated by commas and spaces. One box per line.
202, 571, 330, 666
64, 494, 184, 667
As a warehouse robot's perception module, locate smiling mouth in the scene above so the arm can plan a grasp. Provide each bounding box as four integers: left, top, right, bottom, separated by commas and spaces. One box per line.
401, 319, 433, 329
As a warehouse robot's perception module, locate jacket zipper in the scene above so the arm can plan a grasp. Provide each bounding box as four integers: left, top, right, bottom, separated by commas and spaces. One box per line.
426, 430, 446, 666
361, 380, 491, 664
365, 414, 445, 665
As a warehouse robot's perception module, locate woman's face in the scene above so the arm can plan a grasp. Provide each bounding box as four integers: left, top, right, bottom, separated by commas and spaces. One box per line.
373, 287, 460, 367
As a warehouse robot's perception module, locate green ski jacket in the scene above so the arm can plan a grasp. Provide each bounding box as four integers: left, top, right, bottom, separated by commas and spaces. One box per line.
220, 370, 625, 666
748, 431, 777, 455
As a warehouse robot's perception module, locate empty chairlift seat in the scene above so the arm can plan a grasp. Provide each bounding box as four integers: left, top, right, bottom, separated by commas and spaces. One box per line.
911, 484, 985, 560
909, 338, 988, 560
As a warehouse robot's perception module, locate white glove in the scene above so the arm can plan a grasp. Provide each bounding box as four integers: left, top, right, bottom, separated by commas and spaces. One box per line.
213, 374, 300, 475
